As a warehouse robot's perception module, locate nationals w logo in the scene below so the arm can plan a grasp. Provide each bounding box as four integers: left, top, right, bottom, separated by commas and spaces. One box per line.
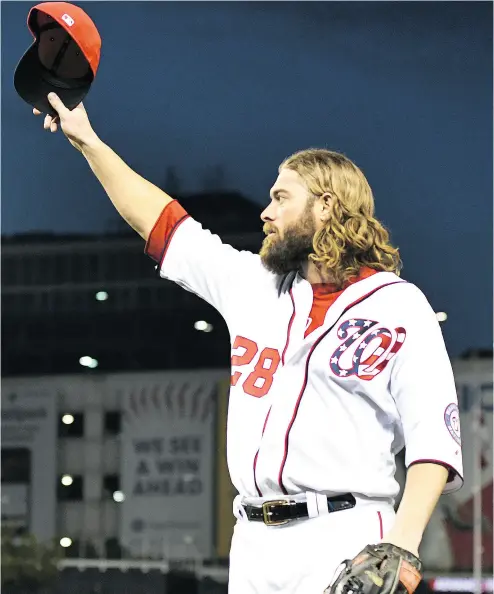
330, 318, 406, 381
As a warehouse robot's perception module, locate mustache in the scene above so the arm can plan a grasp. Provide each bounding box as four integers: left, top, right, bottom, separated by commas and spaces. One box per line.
263, 224, 277, 235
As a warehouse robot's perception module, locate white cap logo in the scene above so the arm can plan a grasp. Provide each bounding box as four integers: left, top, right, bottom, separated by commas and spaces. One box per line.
61, 14, 75, 27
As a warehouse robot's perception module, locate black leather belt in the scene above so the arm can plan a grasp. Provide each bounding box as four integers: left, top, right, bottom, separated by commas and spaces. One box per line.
242, 493, 356, 526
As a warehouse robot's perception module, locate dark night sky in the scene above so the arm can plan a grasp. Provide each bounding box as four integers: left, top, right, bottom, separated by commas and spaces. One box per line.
1, 1, 492, 357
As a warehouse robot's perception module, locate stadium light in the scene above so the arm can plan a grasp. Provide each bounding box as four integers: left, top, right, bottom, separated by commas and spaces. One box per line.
436, 312, 448, 323
95, 291, 109, 301
79, 356, 99, 369
62, 414, 74, 425
113, 491, 125, 503
194, 320, 213, 332
60, 537, 72, 548
61, 475, 73, 486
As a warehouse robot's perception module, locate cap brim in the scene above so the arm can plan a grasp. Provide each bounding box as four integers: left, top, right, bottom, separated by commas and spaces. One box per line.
14, 43, 92, 116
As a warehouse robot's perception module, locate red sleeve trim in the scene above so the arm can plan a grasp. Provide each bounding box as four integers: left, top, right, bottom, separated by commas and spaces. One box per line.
144, 200, 190, 265
407, 459, 462, 484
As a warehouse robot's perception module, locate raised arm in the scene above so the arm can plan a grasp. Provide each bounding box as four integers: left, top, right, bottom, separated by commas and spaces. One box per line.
34, 93, 267, 320
35, 92, 170, 240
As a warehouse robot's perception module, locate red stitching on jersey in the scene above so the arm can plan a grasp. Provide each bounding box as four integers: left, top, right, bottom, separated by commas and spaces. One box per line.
281, 288, 296, 365
253, 406, 272, 496
377, 511, 383, 539
253, 452, 261, 496
277, 281, 405, 494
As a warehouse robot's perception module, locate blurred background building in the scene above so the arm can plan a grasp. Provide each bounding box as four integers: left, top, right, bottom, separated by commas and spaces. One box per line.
2, 192, 261, 377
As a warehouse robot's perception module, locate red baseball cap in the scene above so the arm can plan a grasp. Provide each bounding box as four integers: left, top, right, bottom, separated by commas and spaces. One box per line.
14, 2, 101, 116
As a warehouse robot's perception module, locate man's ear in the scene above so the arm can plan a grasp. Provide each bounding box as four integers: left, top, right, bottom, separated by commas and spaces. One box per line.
319, 192, 333, 221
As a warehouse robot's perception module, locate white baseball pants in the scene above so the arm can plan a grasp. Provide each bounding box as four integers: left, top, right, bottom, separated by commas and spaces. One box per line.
228, 495, 396, 594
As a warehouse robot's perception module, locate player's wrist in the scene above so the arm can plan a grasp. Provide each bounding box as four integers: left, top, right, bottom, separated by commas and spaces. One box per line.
381, 529, 421, 557
80, 133, 104, 156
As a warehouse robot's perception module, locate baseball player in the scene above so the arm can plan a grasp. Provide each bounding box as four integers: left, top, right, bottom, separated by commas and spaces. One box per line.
34, 94, 463, 594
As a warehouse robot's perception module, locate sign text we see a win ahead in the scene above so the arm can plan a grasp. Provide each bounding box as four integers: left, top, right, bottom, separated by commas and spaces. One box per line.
132, 435, 204, 496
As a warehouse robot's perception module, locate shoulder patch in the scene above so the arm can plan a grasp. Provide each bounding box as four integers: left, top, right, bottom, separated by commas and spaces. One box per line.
444, 403, 461, 445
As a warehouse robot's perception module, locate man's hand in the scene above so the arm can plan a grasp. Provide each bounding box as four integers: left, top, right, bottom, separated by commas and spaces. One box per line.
32, 91, 172, 240
33, 93, 99, 152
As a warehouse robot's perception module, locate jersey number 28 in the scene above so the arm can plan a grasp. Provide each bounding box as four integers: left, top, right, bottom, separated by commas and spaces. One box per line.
230, 336, 280, 398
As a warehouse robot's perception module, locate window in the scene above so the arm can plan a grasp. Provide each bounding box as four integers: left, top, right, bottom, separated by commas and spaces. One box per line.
103, 474, 120, 499
2, 257, 17, 286
105, 252, 126, 282
137, 287, 153, 308
1, 448, 31, 531
57, 475, 83, 501
58, 413, 84, 438
105, 537, 122, 559
104, 411, 121, 435
87, 254, 100, 281
54, 254, 67, 282
1, 448, 31, 483
1, 294, 18, 314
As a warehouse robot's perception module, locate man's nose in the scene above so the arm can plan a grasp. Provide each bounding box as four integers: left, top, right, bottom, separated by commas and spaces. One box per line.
261, 202, 275, 223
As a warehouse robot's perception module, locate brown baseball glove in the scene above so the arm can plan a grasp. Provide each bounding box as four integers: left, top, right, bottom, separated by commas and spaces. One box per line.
324, 543, 423, 594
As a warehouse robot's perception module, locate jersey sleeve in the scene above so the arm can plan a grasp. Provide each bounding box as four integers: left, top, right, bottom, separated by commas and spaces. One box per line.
144, 200, 262, 319
389, 285, 464, 494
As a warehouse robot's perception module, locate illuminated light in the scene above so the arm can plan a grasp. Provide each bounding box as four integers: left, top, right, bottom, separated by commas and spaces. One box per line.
62, 414, 74, 425
194, 320, 213, 332
79, 356, 98, 368
60, 537, 72, 548
113, 491, 125, 503
95, 291, 109, 301
436, 312, 448, 323
61, 475, 73, 486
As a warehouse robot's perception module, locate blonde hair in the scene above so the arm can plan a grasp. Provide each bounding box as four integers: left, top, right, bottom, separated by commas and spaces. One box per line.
280, 148, 402, 288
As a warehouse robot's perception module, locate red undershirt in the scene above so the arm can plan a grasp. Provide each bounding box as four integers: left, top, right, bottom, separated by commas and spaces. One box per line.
304, 267, 378, 337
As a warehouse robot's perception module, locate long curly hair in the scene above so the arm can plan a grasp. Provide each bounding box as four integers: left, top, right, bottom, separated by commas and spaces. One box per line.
280, 148, 402, 288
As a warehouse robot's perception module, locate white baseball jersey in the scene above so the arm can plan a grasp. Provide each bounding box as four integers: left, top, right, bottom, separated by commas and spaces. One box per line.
145, 201, 464, 503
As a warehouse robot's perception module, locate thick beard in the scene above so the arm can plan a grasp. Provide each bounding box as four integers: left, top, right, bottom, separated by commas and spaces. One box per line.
260, 209, 317, 276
